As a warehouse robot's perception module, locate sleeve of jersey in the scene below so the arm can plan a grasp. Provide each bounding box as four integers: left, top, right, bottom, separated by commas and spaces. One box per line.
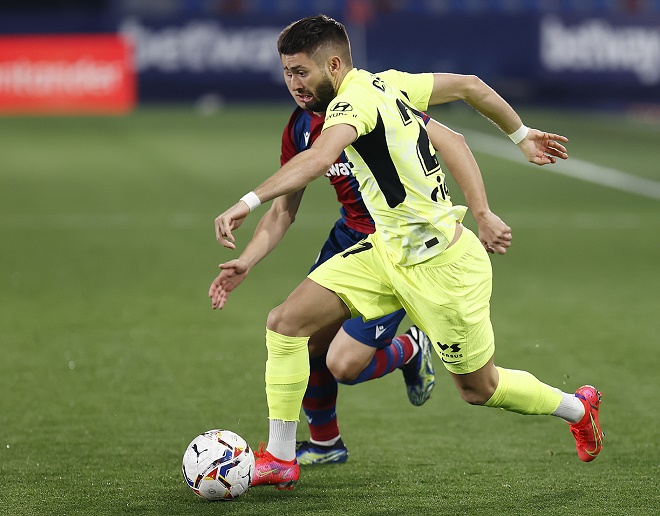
280, 123, 297, 166
322, 92, 375, 138
382, 70, 434, 111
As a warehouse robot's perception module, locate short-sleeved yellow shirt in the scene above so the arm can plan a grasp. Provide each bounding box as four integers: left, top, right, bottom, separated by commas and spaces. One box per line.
323, 68, 467, 266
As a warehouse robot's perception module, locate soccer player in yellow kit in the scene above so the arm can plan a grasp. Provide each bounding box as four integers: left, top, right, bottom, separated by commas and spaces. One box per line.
213, 15, 603, 490
210, 62, 519, 466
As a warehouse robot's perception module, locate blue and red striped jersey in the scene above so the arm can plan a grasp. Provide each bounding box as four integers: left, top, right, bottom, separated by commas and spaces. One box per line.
280, 107, 375, 234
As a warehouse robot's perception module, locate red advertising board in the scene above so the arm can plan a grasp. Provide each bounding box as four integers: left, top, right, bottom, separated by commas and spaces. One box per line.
0, 35, 135, 114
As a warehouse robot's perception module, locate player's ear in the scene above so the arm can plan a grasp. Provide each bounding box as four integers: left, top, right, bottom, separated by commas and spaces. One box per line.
327, 55, 342, 75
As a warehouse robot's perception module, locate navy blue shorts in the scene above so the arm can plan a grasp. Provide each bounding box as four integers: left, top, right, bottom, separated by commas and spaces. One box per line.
309, 219, 406, 349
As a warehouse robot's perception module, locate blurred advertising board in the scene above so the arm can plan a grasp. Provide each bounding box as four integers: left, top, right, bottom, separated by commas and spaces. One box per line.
114, 12, 659, 108
0, 11, 657, 109
366, 12, 660, 109
0, 35, 135, 114
116, 15, 287, 103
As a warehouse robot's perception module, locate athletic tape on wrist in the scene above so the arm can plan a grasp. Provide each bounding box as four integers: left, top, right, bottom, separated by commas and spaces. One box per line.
240, 191, 261, 212
508, 124, 529, 145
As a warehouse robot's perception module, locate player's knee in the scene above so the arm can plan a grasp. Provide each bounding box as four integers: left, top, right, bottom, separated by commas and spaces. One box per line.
326, 355, 359, 383
266, 302, 317, 337
452, 358, 499, 405
456, 383, 496, 406
457, 389, 489, 406
266, 303, 297, 335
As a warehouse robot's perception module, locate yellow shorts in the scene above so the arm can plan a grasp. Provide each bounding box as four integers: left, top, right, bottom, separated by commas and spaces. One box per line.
308, 227, 494, 374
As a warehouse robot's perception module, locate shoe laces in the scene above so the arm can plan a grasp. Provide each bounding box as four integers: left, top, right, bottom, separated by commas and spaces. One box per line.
570, 410, 599, 444
254, 442, 268, 459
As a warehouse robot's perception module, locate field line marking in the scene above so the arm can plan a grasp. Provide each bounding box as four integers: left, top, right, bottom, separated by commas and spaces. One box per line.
456, 127, 660, 201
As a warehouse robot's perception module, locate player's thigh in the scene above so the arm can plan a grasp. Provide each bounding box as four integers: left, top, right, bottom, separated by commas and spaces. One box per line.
308, 321, 344, 357
267, 278, 351, 337
327, 309, 405, 380
308, 235, 402, 321
394, 229, 494, 375
326, 327, 377, 380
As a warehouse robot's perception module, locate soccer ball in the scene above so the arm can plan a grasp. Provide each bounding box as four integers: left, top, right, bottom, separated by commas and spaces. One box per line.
182, 429, 255, 501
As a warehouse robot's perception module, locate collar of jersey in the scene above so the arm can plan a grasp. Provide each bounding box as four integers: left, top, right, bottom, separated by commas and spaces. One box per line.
337, 68, 359, 96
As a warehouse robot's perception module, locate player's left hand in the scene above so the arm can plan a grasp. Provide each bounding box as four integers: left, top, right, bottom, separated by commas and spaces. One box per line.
215, 201, 250, 249
209, 259, 250, 310
475, 210, 512, 255
209, 272, 230, 310
519, 129, 569, 166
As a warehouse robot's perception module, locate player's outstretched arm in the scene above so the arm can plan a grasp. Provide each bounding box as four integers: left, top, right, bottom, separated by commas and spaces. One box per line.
250, 123, 356, 204
426, 118, 511, 255
209, 259, 246, 310
215, 200, 249, 249
213, 162, 311, 250
428, 73, 569, 166
209, 190, 305, 309
209, 258, 255, 310
214, 122, 355, 251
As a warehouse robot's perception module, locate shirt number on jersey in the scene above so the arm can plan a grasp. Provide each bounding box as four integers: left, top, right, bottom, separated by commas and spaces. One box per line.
341, 241, 373, 258
395, 100, 441, 177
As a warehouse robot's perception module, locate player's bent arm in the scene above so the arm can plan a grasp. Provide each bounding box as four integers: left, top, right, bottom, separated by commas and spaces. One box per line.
428, 74, 569, 166
209, 191, 304, 309
429, 73, 522, 135
217, 124, 355, 249
426, 118, 511, 255
252, 124, 357, 204
238, 190, 304, 270
426, 118, 489, 218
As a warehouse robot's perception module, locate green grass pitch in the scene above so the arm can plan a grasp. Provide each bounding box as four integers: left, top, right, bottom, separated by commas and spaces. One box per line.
1, 105, 658, 515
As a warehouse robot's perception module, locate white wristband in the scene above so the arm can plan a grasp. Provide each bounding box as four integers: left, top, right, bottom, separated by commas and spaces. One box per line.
508, 124, 529, 145
240, 191, 261, 212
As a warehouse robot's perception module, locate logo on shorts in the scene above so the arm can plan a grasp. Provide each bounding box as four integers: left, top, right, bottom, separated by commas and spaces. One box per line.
437, 342, 463, 364
375, 325, 387, 340
438, 343, 461, 353
441, 357, 460, 364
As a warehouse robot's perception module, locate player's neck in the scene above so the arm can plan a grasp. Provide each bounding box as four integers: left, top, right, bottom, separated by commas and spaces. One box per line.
333, 66, 352, 94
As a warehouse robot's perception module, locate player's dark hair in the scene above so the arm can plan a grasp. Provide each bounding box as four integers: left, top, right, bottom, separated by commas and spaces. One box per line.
278, 14, 351, 65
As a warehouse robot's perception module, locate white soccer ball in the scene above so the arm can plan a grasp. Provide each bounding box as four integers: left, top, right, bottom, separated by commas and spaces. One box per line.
182, 429, 255, 501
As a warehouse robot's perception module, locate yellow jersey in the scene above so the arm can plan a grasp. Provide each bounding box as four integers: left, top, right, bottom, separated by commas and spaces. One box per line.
323, 68, 467, 266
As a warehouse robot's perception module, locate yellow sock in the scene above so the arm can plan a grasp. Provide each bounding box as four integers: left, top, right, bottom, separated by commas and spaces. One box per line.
485, 367, 562, 415
264, 328, 310, 421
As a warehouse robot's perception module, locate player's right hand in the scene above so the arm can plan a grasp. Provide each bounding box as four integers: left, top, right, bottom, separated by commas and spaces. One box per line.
215, 201, 250, 249
475, 210, 512, 255
518, 129, 569, 166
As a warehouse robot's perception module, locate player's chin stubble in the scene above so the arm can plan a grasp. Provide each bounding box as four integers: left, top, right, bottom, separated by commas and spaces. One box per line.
305, 75, 336, 113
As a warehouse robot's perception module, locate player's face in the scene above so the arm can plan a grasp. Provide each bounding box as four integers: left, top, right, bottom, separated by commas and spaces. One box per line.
281, 53, 335, 113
